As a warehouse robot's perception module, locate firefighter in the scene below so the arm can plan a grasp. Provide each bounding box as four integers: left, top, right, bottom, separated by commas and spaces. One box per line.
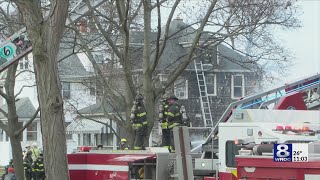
32, 153, 45, 180
159, 94, 170, 150
3, 167, 16, 180
31, 143, 40, 161
130, 94, 147, 150
1, 159, 13, 180
23, 150, 33, 180
166, 94, 183, 152
118, 138, 129, 150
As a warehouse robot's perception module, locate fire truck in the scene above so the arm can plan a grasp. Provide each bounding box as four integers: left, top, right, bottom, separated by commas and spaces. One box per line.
66, 74, 320, 180
0, 0, 319, 179
195, 73, 320, 180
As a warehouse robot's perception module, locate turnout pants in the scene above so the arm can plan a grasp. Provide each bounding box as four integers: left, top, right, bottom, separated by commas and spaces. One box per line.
25, 170, 32, 180
133, 124, 147, 150
34, 171, 45, 180
161, 128, 170, 149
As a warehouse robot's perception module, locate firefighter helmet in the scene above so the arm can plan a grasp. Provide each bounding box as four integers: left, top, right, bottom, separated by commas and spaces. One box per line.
135, 94, 144, 102
167, 94, 178, 100
161, 94, 168, 102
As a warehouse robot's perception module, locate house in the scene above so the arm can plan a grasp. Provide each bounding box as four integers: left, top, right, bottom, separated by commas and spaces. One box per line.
0, 48, 98, 166
0, 97, 40, 166
67, 17, 262, 146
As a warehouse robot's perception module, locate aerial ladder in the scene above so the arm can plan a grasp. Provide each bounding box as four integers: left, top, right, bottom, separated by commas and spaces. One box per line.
194, 60, 213, 127
0, 0, 107, 73
199, 73, 320, 148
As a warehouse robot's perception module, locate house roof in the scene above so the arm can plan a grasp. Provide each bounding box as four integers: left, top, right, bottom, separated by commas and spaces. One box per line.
58, 32, 91, 77
0, 97, 38, 119
128, 18, 257, 72
78, 100, 125, 115
58, 48, 91, 77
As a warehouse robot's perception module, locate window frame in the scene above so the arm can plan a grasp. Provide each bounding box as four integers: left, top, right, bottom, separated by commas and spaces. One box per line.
62, 82, 71, 99
19, 56, 29, 70
26, 122, 37, 141
231, 74, 245, 99
205, 73, 217, 96
174, 77, 188, 99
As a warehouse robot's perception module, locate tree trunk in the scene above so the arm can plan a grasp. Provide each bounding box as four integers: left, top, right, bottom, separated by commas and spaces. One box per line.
9, 134, 24, 180
142, 0, 155, 146
33, 47, 69, 179
5, 63, 24, 180
13, 0, 70, 179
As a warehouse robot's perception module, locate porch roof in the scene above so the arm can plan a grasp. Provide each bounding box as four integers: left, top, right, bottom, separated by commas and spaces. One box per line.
66, 117, 111, 134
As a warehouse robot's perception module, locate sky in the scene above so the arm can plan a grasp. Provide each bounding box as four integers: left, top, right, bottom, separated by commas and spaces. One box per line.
155, 0, 320, 87
276, 0, 320, 84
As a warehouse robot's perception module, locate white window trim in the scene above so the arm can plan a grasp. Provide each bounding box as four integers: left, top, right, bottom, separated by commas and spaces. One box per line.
174, 79, 188, 99
206, 74, 217, 96
231, 74, 245, 99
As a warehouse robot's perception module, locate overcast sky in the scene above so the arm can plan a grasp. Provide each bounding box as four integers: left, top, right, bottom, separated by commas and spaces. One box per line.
155, 0, 320, 87
277, 0, 320, 84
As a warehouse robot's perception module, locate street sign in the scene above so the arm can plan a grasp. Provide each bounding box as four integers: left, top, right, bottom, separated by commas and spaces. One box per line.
0, 33, 32, 73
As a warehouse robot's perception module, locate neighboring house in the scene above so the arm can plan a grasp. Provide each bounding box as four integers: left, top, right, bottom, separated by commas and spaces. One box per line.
68, 17, 262, 145
0, 48, 97, 165
66, 101, 120, 150
0, 97, 40, 166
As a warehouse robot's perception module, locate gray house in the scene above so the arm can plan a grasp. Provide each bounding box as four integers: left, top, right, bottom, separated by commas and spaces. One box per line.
70, 18, 262, 144
126, 18, 262, 127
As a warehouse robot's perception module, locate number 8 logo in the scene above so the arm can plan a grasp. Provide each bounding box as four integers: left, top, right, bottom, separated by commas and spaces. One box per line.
276, 144, 290, 158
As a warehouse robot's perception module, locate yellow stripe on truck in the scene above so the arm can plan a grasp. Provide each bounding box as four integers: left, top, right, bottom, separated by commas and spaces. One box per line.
231, 169, 237, 177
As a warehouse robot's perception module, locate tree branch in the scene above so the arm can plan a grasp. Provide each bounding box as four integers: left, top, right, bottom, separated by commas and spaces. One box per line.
164, 0, 218, 89
150, 0, 181, 72
0, 89, 9, 101
66, 18, 124, 105
0, 107, 8, 118
66, 101, 121, 140
14, 107, 40, 136
0, 119, 8, 133
14, 85, 37, 98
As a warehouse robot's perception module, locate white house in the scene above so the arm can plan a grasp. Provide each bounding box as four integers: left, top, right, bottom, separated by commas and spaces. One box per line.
0, 49, 115, 166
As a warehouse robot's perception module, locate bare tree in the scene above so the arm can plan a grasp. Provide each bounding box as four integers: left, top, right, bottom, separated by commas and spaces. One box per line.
0, 4, 40, 179
11, 0, 70, 179
65, 0, 300, 146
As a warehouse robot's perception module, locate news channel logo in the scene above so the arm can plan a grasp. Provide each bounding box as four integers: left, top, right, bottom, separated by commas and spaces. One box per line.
274, 144, 309, 162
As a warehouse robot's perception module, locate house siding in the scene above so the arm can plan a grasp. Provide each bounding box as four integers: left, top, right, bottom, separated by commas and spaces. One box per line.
177, 71, 259, 127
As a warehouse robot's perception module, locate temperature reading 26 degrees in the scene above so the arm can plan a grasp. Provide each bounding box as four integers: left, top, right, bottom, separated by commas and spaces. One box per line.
293, 151, 302, 156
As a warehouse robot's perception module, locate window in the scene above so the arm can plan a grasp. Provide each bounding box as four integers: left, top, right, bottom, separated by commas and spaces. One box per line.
206, 73, 216, 96
225, 141, 240, 167
83, 133, 91, 146
65, 122, 73, 140
27, 122, 37, 141
202, 48, 218, 65
62, 82, 71, 99
95, 133, 113, 146
19, 56, 29, 70
231, 75, 245, 99
159, 74, 168, 88
174, 77, 188, 99
89, 81, 96, 96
